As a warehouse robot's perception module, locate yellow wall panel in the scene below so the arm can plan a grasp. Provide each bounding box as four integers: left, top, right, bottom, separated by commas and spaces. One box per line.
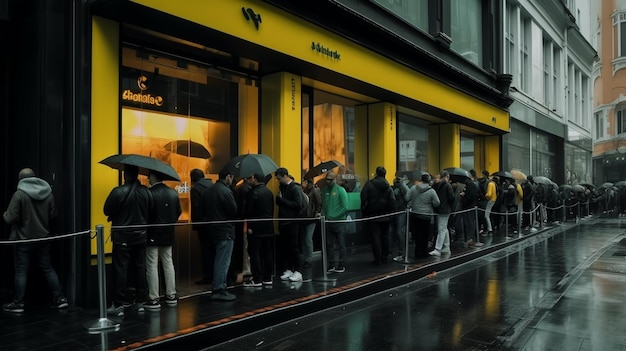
484, 135, 500, 173
91, 17, 120, 254
367, 103, 397, 183
132, 0, 509, 132
438, 124, 461, 170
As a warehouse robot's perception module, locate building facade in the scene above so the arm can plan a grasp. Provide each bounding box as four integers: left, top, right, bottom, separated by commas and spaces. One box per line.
0, 0, 517, 305
502, 0, 595, 185
592, 0, 626, 183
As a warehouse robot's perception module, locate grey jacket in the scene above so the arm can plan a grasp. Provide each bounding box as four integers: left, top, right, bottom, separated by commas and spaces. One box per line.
3, 177, 57, 240
405, 183, 440, 220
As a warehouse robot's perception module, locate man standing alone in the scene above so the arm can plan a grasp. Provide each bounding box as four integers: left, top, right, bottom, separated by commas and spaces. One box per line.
3, 168, 68, 313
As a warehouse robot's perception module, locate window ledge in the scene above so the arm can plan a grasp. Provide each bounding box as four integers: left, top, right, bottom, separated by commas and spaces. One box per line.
612, 57, 626, 76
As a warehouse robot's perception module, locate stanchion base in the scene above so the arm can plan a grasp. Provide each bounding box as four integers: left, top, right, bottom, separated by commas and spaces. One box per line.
84, 318, 120, 333
313, 275, 337, 283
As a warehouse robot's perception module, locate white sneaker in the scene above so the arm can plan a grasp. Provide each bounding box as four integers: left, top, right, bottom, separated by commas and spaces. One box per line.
288, 271, 303, 282
429, 249, 441, 257
280, 270, 293, 281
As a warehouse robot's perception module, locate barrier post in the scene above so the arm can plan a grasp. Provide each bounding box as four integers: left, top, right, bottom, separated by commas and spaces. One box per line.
577, 202, 580, 222
85, 225, 120, 333
562, 204, 566, 223
530, 205, 538, 232
396, 208, 415, 264
474, 207, 483, 247
313, 216, 337, 283
517, 206, 522, 238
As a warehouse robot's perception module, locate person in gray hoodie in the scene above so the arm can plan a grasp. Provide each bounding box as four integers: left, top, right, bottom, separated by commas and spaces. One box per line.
3, 168, 68, 313
405, 173, 440, 258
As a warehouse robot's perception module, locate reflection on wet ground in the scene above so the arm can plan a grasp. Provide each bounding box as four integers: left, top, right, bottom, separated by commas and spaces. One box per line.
211, 219, 626, 350
3, 218, 625, 350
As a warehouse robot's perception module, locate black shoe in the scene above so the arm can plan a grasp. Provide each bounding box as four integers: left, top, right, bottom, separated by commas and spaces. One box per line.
3, 302, 24, 313
210, 290, 236, 301
51, 297, 68, 309
144, 299, 161, 310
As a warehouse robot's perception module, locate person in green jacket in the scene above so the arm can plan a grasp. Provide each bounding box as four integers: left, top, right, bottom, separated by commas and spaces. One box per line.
321, 171, 348, 273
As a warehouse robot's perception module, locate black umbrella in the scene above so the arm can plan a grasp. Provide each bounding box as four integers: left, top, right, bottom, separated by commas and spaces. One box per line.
571, 184, 586, 193
443, 167, 471, 183
532, 176, 552, 185
100, 154, 181, 181
615, 180, 626, 188
164, 140, 211, 159
304, 160, 343, 180
491, 170, 514, 180
224, 154, 279, 179
601, 182, 614, 189
579, 183, 595, 189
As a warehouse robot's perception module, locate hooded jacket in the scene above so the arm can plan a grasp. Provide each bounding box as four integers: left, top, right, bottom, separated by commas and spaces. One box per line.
405, 182, 440, 220
276, 181, 306, 221
244, 183, 275, 237
190, 178, 213, 230
361, 176, 395, 217
147, 182, 182, 247
435, 180, 454, 214
4, 177, 57, 240
202, 180, 237, 242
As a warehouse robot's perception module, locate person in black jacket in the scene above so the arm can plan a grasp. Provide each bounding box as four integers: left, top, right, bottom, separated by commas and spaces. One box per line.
243, 173, 275, 287
190, 169, 214, 285
459, 176, 479, 246
430, 170, 454, 256
104, 165, 152, 313
275, 167, 307, 283
361, 166, 395, 265
2, 168, 68, 313
145, 172, 182, 310
202, 168, 237, 301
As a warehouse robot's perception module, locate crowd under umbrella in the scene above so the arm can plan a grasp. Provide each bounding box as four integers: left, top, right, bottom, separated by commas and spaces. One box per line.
304, 160, 343, 180
99, 153, 181, 181
444, 167, 471, 183
492, 170, 514, 181
600, 182, 615, 189
580, 183, 595, 190
614, 180, 626, 188
571, 184, 586, 193
224, 153, 279, 180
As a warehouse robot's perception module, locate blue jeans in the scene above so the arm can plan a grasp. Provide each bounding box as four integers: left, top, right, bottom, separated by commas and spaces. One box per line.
212, 239, 234, 291
13, 243, 64, 304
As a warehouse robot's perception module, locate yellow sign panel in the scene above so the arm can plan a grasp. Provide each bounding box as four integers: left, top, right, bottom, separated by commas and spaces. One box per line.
131, 0, 509, 132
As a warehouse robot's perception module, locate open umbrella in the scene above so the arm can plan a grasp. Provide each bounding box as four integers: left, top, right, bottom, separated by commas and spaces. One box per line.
100, 154, 181, 181
304, 160, 343, 180
601, 182, 614, 189
224, 154, 279, 179
615, 180, 626, 188
571, 184, 586, 193
510, 170, 527, 181
532, 176, 552, 185
164, 140, 211, 159
444, 167, 471, 183
580, 183, 595, 190
492, 170, 514, 180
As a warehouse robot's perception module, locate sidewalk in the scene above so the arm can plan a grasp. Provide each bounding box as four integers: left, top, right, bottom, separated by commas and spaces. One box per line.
0, 216, 587, 351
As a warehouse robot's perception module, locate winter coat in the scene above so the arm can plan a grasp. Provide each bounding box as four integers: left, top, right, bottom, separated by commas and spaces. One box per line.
276, 181, 307, 221
321, 183, 348, 220
461, 179, 479, 209
201, 180, 237, 242
3, 177, 57, 241
190, 178, 213, 230
304, 185, 322, 218
435, 180, 454, 214
244, 183, 275, 237
104, 179, 152, 246
392, 179, 410, 210
361, 176, 395, 219
405, 183, 440, 220
147, 183, 182, 247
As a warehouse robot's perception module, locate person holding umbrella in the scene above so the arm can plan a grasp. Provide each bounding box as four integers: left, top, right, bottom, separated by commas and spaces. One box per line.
103, 165, 152, 314
202, 168, 238, 301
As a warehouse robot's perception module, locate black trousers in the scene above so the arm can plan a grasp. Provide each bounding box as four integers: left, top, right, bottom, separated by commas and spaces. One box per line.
247, 235, 274, 282
370, 220, 390, 264
411, 216, 431, 258
112, 242, 146, 304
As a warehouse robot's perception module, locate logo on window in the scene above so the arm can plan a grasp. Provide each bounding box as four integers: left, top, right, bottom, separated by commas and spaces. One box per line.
121, 75, 165, 107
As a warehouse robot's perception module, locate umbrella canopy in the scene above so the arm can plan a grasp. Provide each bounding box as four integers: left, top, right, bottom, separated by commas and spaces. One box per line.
164, 140, 211, 159
304, 160, 343, 180
579, 183, 595, 189
510, 170, 527, 181
571, 184, 586, 193
601, 182, 614, 189
615, 180, 626, 188
444, 167, 471, 183
224, 154, 279, 179
492, 171, 514, 180
531, 176, 552, 185
100, 154, 181, 181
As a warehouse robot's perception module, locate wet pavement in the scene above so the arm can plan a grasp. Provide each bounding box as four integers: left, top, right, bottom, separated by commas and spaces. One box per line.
2, 216, 625, 350
205, 218, 626, 351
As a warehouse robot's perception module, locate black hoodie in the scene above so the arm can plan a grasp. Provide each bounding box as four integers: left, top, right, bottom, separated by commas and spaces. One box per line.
361, 176, 395, 216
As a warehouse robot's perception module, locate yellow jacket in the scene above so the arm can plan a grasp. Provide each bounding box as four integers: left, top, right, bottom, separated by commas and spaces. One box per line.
485, 180, 497, 202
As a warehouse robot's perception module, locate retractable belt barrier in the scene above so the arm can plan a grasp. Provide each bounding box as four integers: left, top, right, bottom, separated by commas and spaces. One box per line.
0, 229, 93, 245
